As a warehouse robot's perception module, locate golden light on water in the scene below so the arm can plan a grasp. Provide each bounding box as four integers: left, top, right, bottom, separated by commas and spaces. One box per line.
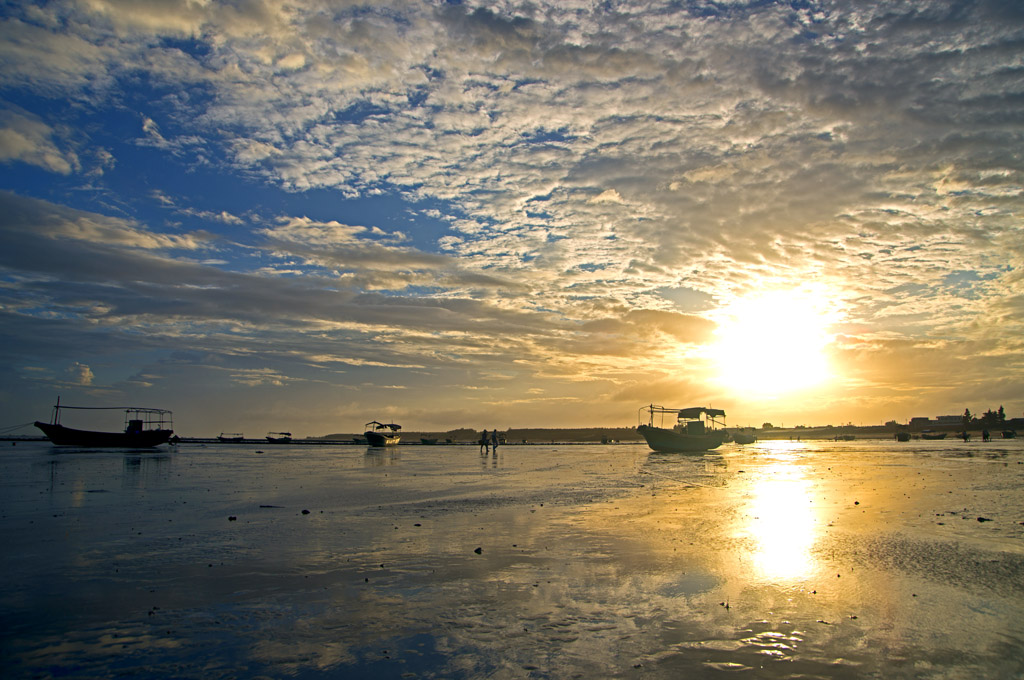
712, 288, 836, 397
742, 447, 819, 582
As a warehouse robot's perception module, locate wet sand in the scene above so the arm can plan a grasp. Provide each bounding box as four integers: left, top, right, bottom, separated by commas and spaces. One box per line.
1, 438, 1023, 678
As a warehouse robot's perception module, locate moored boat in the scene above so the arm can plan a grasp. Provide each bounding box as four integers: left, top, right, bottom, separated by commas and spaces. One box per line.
920, 430, 947, 440
217, 432, 244, 442
637, 405, 727, 453
1003, 430, 1017, 439
34, 399, 174, 448
365, 421, 401, 447
727, 428, 757, 445
266, 431, 292, 443
895, 431, 911, 442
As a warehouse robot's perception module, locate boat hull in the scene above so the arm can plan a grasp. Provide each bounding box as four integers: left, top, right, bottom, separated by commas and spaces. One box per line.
35, 422, 173, 448
637, 425, 725, 453
365, 431, 400, 447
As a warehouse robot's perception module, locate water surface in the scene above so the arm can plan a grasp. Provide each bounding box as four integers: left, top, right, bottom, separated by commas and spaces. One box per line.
1, 438, 1022, 678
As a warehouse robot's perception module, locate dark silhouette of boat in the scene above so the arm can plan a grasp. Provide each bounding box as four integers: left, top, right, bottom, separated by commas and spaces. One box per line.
364, 421, 401, 447
895, 431, 911, 442
920, 430, 947, 440
637, 405, 727, 452
34, 399, 173, 447
266, 431, 292, 443
217, 432, 244, 442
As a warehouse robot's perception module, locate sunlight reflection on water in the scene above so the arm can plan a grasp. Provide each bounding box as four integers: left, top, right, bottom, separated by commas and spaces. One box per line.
744, 462, 817, 583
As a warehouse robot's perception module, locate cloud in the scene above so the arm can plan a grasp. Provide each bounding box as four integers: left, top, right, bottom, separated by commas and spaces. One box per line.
0, 107, 79, 174
1, 1, 1022, 429
67, 362, 94, 385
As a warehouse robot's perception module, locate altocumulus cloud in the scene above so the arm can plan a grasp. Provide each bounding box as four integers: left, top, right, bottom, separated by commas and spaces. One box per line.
0, 0, 1021, 431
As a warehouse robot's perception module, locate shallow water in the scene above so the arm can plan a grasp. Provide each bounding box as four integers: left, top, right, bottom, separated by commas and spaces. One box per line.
1, 438, 1023, 678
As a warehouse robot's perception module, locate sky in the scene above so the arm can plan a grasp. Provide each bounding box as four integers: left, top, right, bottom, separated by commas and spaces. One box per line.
1, 0, 1022, 437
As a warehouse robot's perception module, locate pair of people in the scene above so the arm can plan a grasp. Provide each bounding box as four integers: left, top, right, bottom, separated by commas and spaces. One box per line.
480, 429, 499, 453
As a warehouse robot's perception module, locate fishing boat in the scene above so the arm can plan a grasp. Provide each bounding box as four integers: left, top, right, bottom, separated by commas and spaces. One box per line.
34, 399, 174, 448
894, 431, 911, 442
266, 431, 292, 443
364, 421, 401, 447
920, 430, 947, 440
636, 405, 727, 453
727, 428, 757, 445
217, 432, 244, 442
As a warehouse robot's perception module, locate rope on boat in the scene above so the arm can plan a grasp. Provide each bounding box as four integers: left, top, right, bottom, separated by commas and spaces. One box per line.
0, 422, 38, 434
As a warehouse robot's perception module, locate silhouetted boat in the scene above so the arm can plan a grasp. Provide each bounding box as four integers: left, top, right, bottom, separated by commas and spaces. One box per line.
1004, 430, 1017, 439
217, 432, 244, 442
421, 437, 438, 445
895, 432, 911, 442
364, 421, 401, 447
637, 405, 727, 453
727, 428, 757, 445
34, 399, 173, 448
920, 430, 947, 440
266, 431, 292, 443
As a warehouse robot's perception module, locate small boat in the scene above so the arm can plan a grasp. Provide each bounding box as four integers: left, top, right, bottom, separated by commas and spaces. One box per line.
420, 437, 438, 445
364, 421, 401, 447
637, 405, 727, 453
266, 431, 292, 443
894, 432, 911, 442
920, 430, 947, 440
34, 399, 174, 448
1003, 430, 1017, 439
727, 429, 757, 445
217, 432, 244, 442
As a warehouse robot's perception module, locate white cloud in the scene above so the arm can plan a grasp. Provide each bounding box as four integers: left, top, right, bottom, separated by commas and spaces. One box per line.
0, 108, 79, 174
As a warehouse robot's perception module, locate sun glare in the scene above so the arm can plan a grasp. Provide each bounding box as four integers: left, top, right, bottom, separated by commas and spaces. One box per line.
712, 288, 835, 396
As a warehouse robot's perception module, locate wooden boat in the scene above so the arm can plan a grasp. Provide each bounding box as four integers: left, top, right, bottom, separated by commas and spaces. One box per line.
364, 421, 401, 447
727, 428, 757, 445
217, 432, 244, 442
34, 399, 173, 448
920, 430, 947, 440
636, 405, 727, 453
266, 431, 292, 443
894, 432, 911, 442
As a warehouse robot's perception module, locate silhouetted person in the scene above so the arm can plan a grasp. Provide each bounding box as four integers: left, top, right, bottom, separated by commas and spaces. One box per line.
491, 429, 499, 452
480, 429, 489, 454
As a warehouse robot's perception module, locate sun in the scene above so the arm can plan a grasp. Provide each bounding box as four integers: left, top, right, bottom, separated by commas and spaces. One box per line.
711, 288, 835, 396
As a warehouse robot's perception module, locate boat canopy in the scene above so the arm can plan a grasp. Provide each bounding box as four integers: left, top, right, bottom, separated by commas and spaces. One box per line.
365, 421, 401, 431
678, 407, 726, 419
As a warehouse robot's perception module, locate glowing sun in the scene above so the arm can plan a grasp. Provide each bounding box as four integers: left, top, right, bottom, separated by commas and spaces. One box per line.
712, 289, 834, 396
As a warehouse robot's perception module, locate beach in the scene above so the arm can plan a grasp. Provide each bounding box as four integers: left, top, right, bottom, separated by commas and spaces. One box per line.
2, 438, 1023, 679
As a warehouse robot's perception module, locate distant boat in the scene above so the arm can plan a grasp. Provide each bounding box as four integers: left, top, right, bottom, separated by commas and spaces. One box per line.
364, 421, 401, 447
1003, 430, 1017, 439
727, 429, 757, 445
34, 399, 173, 448
920, 430, 947, 440
266, 431, 292, 443
636, 405, 727, 453
217, 432, 244, 442
420, 437, 438, 445
894, 432, 911, 442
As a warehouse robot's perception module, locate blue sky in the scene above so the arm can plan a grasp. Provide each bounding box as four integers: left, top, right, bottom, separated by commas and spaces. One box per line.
1, 0, 1022, 436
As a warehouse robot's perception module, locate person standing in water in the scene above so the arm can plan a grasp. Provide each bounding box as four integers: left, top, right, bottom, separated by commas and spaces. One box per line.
491, 429, 499, 452
480, 429, 489, 453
